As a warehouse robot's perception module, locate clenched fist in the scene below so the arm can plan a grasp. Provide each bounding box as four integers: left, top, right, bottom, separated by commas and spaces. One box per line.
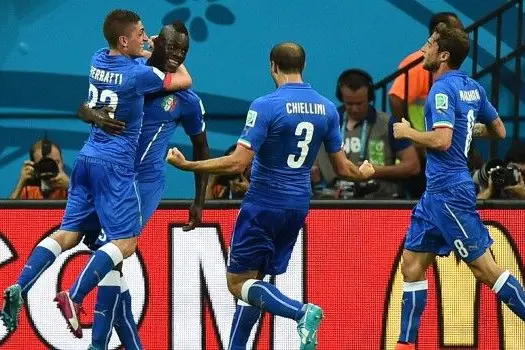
166, 147, 186, 168
393, 118, 412, 139
359, 160, 375, 179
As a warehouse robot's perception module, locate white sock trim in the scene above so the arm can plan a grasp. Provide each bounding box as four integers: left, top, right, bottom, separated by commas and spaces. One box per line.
240, 279, 258, 303
403, 280, 428, 292
99, 270, 121, 287
237, 299, 251, 307
492, 270, 511, 293
38, 237, 62, 258
120, 276, 129, 293
99, 243, 124, 266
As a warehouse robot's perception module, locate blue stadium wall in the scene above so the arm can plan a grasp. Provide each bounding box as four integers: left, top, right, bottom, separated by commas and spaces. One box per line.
1, 0, 523, 198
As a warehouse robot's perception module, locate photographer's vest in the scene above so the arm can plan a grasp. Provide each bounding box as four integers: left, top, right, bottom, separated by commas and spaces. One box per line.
317, 106, 401, 198
342, 108, 400, 198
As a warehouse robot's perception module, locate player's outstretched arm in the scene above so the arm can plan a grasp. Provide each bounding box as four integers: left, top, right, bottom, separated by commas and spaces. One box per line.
393, 118, 452, 151
167, 143, 254, 175
183, 132, 211, 231
472, 118, 506, 139
328, 150, 375, 181
163, 64, 192, 91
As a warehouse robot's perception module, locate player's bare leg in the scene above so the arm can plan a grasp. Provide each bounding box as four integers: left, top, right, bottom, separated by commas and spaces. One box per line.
468, 249, 525, 322
1, 230, 81, 332
227, 271, 323, 350
396, 250, 436, 350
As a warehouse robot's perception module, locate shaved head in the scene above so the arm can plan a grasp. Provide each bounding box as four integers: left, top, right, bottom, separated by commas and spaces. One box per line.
270, 42, 305, 74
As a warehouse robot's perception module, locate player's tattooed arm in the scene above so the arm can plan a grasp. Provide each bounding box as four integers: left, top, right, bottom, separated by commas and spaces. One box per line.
167, 144, 254, 175
472, 118, 506, 139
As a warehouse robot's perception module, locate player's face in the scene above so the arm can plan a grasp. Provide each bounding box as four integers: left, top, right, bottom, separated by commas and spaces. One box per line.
421, 32, 440, 72
340, 86, 369, 121
170, 33, 189, 67
125, 21, 148, 57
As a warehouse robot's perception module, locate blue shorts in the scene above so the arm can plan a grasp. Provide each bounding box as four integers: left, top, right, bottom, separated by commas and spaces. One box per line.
405, 182, 493, 263
61, 156, 142, 242
227, 201, 308, 275
83, 178, 165, 250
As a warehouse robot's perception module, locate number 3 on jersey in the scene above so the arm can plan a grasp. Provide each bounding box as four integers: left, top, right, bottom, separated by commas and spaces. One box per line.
88, 83, 119, 119
287, 121, 314, 168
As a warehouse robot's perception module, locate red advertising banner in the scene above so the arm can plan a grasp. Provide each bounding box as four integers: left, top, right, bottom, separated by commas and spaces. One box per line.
0, 206, 524, 349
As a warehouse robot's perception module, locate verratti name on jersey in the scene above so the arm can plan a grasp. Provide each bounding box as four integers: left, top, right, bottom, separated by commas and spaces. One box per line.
89, 66, 123, 85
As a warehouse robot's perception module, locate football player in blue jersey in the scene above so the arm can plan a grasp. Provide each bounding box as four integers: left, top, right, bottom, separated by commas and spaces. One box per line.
167, 42, 375, 350
1, 9, 194, 339
77, 21, 209, 350
392, 23, 525, 350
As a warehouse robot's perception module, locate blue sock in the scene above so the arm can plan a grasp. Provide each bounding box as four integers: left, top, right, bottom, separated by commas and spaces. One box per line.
227, 300, 260, 350
91, 271, 121, 350
17, 237, 61, 295
114, 277, 143, 350
398, 280, 428, 344
70, 243, 123, 304
493, 270, 525, 321
242, 280, 305, 321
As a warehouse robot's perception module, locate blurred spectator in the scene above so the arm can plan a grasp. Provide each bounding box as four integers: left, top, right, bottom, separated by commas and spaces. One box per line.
10, 139, 69, 200
389, 12, 464, 129
206, 144, 251, 199
476, 141, 525, 200
313, 69, 421, 199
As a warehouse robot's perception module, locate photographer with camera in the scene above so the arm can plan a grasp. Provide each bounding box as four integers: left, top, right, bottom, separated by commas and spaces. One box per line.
313, 68, 421, 199
10, 139, 69, 200
475, 141, 525, 200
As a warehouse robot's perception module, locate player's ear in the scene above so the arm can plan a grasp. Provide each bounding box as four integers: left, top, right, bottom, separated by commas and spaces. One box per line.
440, 51, 450, 64
119, 35, 129, 49
271, 60, 277, 75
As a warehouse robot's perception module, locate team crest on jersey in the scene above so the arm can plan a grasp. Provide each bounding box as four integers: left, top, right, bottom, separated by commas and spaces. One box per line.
162, 95, 177, 112
246, 110, 257, 127
435, 93, 448, 110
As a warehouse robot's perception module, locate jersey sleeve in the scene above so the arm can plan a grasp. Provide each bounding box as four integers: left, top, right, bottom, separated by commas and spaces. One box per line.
477, 85, 498, 124
323, 104, 343, 154
428, 82, 455, 129
179, 92, 206, 136
388, 115, 411, 153
238, 99, 270, 152
135, 65, 166, 95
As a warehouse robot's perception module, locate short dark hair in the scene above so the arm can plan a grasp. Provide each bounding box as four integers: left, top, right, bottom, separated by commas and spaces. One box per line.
270, 42, 305, 74
103, 9, 141, 48
338, 70, 372, 91
434, 22, 470, 69
429, 12, 463, 34
30, 139, 62, 161
171, 21, 188, 36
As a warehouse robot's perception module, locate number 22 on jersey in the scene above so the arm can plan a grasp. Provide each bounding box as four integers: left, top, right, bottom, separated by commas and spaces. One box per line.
88, 83, 119, 119
287, 121, 314, 168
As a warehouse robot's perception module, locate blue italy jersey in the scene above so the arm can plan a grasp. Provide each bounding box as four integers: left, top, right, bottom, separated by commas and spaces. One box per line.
136, 89, 206, 182
80, 49, 166, 168
238, 83, 342, 209
424, 70, 498, 192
